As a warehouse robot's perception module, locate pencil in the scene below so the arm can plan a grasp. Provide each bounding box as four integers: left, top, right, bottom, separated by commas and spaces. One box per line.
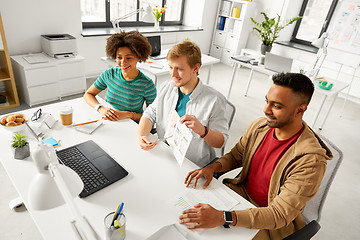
72, 120, 99, 127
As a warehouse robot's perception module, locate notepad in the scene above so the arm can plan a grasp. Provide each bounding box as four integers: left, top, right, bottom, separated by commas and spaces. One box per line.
75, 120, 103, 134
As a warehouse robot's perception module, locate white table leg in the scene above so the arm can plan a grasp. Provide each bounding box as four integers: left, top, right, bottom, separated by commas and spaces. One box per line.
227, 63, 238, 99
206, 64, 213, 85
244, 69, 254, 97
319, 94, 338, 130
311, 95, 327, 128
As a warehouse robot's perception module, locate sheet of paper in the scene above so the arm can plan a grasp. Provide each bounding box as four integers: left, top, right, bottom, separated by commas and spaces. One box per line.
165, 110, 193, 167
174, 178, 239, 212
146, 224, 188, 240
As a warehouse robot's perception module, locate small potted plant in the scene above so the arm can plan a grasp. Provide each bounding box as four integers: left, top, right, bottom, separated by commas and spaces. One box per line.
250, 12, 301, 54
12, 133, 30, 159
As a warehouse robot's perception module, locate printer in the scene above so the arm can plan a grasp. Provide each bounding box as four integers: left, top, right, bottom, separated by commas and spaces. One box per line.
41, 34, 77, 58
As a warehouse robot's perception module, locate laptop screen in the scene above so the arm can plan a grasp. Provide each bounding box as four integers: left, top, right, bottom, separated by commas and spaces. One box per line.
147, 35, 161, 57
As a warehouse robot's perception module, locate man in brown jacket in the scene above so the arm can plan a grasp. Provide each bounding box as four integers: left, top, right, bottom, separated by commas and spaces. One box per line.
179, 72, 333, 239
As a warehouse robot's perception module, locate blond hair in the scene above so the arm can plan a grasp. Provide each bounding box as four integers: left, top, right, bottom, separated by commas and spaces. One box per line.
167, 41, 202, 74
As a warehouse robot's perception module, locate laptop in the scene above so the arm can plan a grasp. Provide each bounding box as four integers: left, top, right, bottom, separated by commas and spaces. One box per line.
147, 35, 161, 57
264, 52, 293, 73
56, 140, 128, 198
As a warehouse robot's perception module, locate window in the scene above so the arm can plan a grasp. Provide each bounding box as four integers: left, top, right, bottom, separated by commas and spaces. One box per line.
81, 0, 185, 29
291, 0, 339, 46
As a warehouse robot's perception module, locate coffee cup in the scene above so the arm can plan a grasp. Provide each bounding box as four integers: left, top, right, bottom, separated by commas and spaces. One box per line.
59, 106, 73, 126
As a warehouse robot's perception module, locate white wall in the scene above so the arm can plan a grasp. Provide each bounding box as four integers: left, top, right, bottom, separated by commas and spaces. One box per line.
0, 0, 218, 78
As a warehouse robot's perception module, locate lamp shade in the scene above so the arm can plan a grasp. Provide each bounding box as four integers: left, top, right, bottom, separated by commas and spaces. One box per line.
311, 32, 328, 48
143, 5, 154, 23
28, 164, 83, 210
28, 143, 83, 210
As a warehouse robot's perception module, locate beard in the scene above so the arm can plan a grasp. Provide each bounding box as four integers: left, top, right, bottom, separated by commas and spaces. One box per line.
265, 113, 294, 129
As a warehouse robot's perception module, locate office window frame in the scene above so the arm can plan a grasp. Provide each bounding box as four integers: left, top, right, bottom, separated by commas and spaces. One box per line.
82, 0, 185, 29
290, 0, 339, 46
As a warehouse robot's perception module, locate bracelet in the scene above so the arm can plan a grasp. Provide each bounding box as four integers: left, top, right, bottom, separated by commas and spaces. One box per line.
200, 126, 208, 138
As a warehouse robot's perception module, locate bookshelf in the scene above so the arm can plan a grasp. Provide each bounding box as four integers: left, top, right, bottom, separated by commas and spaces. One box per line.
0, 13, 19, 110
210, 0, 255, 66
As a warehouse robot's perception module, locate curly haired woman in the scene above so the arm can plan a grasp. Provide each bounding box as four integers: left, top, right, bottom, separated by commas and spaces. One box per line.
84, 31, 156, 122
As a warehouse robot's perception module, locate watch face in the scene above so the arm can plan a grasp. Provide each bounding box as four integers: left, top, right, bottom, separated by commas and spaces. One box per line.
224, 211, 232, 224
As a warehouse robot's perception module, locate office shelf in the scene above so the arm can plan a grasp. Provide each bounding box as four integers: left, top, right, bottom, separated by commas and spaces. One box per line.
210, 0, 255, 66
0, 13, 20, 110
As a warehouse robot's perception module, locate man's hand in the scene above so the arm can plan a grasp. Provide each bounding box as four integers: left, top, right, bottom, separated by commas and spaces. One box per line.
184, 162, 221, 189
138, 136, 157, 150
179, 114, 206, 136
179, 203, 224, 229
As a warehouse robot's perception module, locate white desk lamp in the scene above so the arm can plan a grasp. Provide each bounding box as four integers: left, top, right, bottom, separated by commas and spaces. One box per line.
28, 143, 101, 240
112, 5, 154, 32
309, 32, 329, 79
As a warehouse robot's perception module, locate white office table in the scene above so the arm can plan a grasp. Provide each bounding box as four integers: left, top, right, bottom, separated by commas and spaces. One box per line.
0, 97, 257, 240
229, 52, 349, 130
101, 54, 220, 85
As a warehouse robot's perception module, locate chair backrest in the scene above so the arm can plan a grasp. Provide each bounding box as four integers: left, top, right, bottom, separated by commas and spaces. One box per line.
215, 100, 236, 157
138, 67, 157, 87
302, 134, 343, 223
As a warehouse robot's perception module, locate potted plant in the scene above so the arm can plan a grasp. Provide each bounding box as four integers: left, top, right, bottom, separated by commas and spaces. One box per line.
12, 133, 30, 159
250, 12, 301, 54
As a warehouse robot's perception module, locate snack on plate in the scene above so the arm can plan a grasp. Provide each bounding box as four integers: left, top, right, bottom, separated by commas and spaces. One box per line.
1, 113, 27, 127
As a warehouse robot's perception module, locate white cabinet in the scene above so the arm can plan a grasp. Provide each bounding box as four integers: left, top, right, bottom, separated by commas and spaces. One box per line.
11, 53, 86, 106
210, 0, 255, 66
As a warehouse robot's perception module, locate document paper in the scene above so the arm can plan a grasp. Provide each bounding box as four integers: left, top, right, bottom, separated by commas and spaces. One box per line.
165, 110, 193, 167
174, 178, 239, 212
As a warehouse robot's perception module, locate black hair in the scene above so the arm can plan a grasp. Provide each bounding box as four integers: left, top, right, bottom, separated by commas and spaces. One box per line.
272, 72, 314, 105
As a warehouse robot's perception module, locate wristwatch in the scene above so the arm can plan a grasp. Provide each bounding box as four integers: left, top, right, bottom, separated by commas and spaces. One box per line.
223, 211, 233, 228
94, 104, 102, 112
200, 126, 208, 138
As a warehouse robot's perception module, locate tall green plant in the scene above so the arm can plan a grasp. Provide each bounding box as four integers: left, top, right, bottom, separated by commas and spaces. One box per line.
250, 12, 301, 46
12, 133, 28, 148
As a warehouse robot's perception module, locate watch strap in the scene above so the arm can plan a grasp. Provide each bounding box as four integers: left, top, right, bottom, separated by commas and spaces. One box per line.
94, 104, 102, 112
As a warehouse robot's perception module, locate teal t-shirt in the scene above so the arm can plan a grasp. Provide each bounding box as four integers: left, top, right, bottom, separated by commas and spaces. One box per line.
94, 68, 157, 113
175, 89, 191, 117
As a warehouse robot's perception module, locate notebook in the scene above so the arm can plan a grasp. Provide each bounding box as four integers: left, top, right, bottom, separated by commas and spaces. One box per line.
264, 52, 293, 73
231, 55, 255, 63
74, 120, 103, 134
56, 140, 128, 198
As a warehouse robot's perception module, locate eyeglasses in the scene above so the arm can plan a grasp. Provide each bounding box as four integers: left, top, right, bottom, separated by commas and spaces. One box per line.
31, 108, 42, 121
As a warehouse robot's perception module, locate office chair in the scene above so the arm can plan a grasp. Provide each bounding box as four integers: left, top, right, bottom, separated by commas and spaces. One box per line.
210, 100, 236, 170
138, 67, 157, 86
218, 134, 343, 240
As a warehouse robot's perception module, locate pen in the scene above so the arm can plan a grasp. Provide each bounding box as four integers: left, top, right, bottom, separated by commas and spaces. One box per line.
117, 202, 124, 216
72, 120, 98, 127
110, 203, 121, 227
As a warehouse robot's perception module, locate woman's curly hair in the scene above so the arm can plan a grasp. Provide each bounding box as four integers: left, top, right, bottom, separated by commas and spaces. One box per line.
106, 31, 151, 62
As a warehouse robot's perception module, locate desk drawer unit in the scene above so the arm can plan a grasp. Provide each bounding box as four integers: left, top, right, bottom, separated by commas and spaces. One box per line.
27, 83, 60, 106
57, 61, 85, 79
60, 76, 86, 97
24, 66, 58, 87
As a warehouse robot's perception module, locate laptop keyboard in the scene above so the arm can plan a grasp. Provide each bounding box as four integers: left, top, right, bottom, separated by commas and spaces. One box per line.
56, 146, 109, 197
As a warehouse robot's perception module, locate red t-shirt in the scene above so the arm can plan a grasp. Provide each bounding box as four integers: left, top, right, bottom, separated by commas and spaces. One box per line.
246, 126, 304, 207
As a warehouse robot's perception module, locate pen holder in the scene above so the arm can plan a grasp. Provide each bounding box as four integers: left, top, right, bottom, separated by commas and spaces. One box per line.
104, 212, 126, 240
